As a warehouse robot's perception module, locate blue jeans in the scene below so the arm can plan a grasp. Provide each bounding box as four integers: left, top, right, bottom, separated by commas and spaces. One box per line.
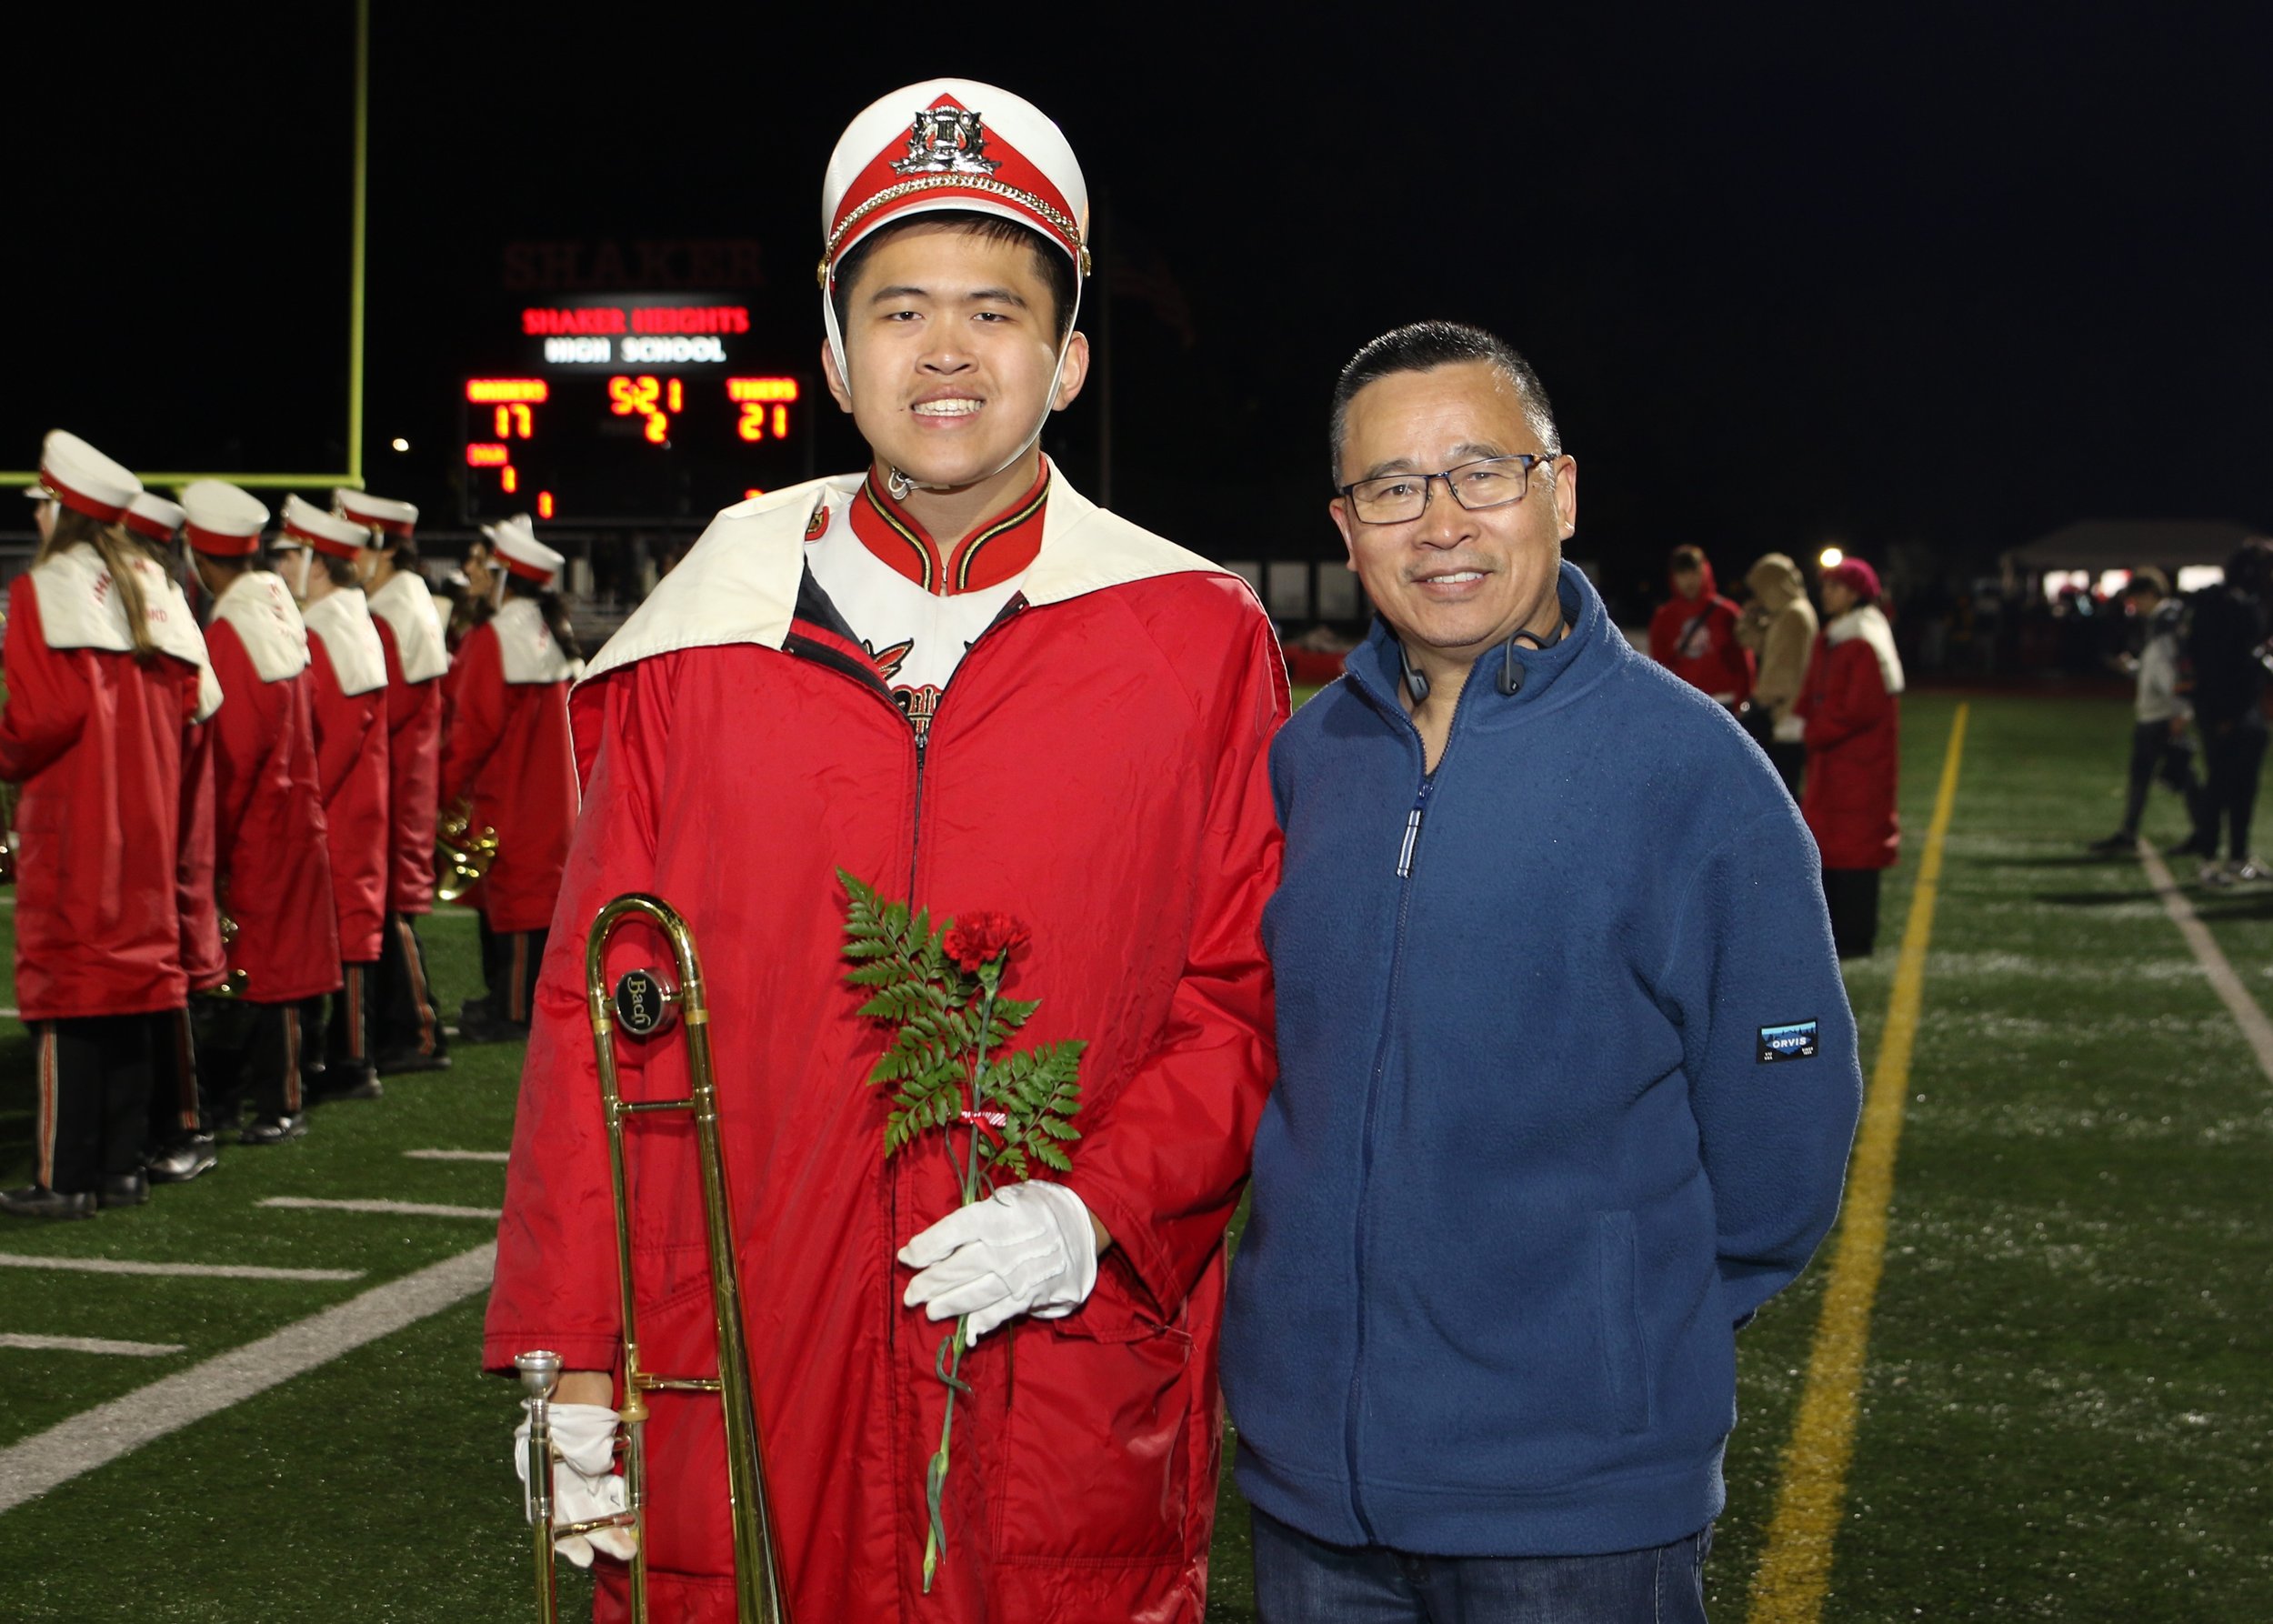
1251, 1508, 1714, 1624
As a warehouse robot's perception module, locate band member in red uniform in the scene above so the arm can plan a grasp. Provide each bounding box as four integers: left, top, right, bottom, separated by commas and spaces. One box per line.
0, 434, 217, 1219
342, 489, 452, 1073
486, 82, 1285, 1623
441, 516, 579, 1042
275, 496, 391, 1103
1648, 543, 1754, 709
184, 482, 341, 1145
121, 491, 229, 1183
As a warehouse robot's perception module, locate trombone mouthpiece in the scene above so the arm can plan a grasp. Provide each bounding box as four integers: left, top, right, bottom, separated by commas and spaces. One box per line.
516, 1349, 564, 1402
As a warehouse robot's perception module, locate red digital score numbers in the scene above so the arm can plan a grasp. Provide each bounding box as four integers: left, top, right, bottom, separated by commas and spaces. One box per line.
462, 375, 801, 517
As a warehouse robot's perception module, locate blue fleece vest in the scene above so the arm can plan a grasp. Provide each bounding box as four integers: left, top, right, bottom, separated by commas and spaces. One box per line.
1221, 562, 1861, 1557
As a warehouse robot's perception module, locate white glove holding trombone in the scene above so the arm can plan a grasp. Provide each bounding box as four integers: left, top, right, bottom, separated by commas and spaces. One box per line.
513, 1357, 637, 1569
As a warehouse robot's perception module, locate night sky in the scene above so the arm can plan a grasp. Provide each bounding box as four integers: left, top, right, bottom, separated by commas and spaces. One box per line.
17, 2, 2273, 606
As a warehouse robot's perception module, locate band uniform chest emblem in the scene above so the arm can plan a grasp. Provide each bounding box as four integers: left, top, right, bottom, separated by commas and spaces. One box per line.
892, 107, 1001, 176
805, 504, 831, 542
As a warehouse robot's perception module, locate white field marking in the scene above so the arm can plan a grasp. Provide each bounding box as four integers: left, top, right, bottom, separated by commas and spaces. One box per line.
0, 1243, 494, 1514
0, 1252, 363, 1283
0, 1008, 16, 1020
403, 1148, 510, 1164
259, 1196, 501, 1219
0, 1334, 185, 1358
2138, 841, 2273, 1083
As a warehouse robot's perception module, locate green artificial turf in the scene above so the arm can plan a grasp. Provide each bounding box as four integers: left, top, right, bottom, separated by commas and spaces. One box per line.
2, 696, 2269, 1619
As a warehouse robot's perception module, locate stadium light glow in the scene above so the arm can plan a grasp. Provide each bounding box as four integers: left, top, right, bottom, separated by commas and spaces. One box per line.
1819, 546, 1846, 569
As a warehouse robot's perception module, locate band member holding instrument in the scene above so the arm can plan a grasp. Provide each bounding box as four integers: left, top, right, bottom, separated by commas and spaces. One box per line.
441, 515, 578, 1043
185, 481, 339, 1145
0, 433, 219, 1219
275, 496, 392, 1103
123, 491, 229, 1184
486, 81, 1284, 1622
344, 489, 453, 1073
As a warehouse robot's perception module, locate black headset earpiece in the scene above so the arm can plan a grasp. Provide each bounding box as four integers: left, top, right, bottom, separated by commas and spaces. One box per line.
1398, 642, 1430, 704
1497, 646, 1526, 696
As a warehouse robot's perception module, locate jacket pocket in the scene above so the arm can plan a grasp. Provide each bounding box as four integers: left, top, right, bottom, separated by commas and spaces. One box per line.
1596, 1211, 1653, 1436
990, 1270, 1195, 1564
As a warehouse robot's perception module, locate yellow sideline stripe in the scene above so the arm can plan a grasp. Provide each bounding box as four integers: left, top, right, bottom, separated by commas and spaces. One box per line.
1747, 702, 1968, 1624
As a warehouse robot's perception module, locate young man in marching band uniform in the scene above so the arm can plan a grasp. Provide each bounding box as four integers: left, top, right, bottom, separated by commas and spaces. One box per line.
184, 482, 340, 1145
121, 491, 229, 1184
486, 81, 1284, 1623
275, 496, 392, 1104
0, 434, 219, 1218
441, 516, 579, 1043
341, 489, 453, 1073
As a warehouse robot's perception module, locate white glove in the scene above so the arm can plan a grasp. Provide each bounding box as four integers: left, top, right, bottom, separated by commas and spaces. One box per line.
513, 1401, 638, 1567
898, 1181, 1099, 1342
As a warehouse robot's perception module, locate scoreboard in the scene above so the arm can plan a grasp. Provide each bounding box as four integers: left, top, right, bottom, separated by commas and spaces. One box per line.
459, 294, 816, 522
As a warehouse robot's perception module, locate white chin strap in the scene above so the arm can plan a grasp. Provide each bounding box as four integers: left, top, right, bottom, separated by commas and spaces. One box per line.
490, 570, 507, 609
291, 548, 312, 598
823, 249, 1087, 501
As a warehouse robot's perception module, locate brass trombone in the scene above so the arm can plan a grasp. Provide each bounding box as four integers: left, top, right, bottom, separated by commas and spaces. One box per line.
436, 799, 499, 905
516, 893, 789, 1623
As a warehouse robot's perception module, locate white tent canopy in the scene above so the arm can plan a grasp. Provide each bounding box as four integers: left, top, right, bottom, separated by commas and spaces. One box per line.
2005, 519, 2257, 572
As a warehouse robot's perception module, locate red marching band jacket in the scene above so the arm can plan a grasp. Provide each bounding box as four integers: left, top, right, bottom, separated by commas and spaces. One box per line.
205, 573, 340, 1002
0, 546, 218, 1020
367, 568, 447, 915
303, 589, 392, 963
439, 597, 578, 934
1796, 610, 1903, 871
483, 475, 1287, 1624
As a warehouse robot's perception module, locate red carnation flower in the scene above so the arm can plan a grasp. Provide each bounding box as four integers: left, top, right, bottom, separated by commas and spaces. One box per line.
944, 912, 1030, 972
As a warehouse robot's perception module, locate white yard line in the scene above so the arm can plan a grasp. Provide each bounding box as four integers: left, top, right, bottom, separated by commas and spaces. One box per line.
403, 1148, 510, 1164
0, 1252, 363, 1283
260, 1197, 501, 1219
0, 1243, 495, 1514
0, 1334, 185, 1357
2138, 841, 2273, 1083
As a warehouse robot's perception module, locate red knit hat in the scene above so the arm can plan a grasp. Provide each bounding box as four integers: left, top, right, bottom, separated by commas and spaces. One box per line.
1824, 557, 1881, 602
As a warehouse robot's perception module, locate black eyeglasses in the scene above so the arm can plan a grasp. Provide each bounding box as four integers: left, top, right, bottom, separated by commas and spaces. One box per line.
1337, 454, 1557, 526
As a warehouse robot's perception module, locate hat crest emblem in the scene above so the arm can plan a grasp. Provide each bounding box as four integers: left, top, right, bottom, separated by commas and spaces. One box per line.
891, 106, 1002, 177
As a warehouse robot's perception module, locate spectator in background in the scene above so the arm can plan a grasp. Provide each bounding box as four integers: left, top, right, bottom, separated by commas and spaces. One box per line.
2187, 538, 2273, 886
1650, 543, 1753, 709
2088, 569, 2214, 859
1797, 557, 1904, 957
1738, 552, 1817, 797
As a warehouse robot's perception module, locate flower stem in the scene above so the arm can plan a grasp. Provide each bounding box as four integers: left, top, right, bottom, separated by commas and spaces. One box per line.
920, 957, 1004, 1592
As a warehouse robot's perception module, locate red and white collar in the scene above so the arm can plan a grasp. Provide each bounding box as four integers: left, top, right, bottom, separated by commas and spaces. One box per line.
847, 462, 1048, 596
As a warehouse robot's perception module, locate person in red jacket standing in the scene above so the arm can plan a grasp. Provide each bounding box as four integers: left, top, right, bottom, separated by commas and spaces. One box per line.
1, 433, 217, 1219
1796, 556, 1905, 957
342, 489, 453, 1073
1648, 543, 1754, 709
441, 515, 578, 1042
275, 496, 392, 1103
485, 82, 1284, 1623
121, 490, 230, 1185
183, 482, 341, 1144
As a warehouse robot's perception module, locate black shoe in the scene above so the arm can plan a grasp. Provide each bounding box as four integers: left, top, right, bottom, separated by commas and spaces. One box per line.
311, 1069, 384, 1103
0, 1185, 97, 1220
239, 1114, 309, 1146
146, 1136, 220, 1184
456, 1000, 531, 1045
2166, 834, 2217, 858
375, 1047, 451, 1076
98, 1171, 150, 1208
2087, 832, 2137, 856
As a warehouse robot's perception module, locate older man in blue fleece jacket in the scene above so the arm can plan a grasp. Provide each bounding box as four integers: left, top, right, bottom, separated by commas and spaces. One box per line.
1220, 321, 1863, 1624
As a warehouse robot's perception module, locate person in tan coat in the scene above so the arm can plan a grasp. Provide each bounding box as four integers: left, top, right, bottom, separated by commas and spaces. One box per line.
1740, 552, 1818, 796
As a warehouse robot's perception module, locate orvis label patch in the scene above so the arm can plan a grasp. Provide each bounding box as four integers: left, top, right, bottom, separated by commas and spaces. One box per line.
1757, 1020, 1819, 1063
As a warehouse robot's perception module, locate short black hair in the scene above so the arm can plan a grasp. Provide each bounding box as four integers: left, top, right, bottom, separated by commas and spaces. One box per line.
2125, 566, 2170, 597
829, 211, 1077, 346
1329, 321, 1560, 484
1669, 545, 1707, 574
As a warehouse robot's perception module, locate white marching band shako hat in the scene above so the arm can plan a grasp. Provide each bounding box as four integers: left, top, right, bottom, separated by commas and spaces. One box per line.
277, 493, 370, 559
333, 488, 418, 538
124, 492, 185, 544
817, 79, 1091, 440
180, 479, 271, 557
483, 514, 565, 587
36, 430, 143, 522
